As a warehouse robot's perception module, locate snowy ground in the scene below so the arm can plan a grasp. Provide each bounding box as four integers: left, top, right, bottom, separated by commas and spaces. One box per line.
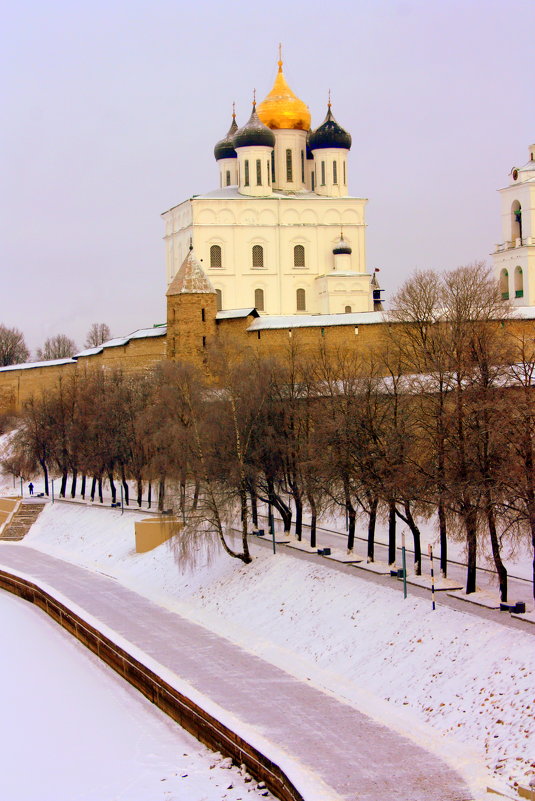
0, 588, 273, 801
10, 500, 534, 796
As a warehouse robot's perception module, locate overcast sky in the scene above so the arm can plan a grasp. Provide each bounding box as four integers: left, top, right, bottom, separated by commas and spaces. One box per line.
1, 0, 534, 356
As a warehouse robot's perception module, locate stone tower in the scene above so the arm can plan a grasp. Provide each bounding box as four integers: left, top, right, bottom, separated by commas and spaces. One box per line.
166, 246, 217, 366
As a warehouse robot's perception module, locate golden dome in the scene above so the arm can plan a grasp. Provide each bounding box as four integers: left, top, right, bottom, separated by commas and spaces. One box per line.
257, 56, 311, 131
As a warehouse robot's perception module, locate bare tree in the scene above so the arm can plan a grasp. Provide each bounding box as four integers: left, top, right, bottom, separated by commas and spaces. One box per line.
0, 324, 29, 365
37, 334, 77, 361
85, 323, 111, 348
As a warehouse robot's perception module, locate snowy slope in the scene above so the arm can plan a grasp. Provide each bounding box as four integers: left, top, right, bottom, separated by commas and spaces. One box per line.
17, 501, 535, 795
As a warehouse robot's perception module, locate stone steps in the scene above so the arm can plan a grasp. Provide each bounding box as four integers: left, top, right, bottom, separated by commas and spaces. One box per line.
0, 503, 46, 541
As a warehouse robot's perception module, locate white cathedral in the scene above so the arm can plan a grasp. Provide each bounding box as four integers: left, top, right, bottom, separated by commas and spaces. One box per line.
162, 54, 382, 317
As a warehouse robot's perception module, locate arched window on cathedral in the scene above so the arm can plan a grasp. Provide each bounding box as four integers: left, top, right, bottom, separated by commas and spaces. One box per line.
215, 289, 222, 311
515, 266, 524, 298
254, 288, 265, 311
333, 161, 338, 184
267, 160, 271, 186
343, 161, 346, 185
296, 288, 306, 311
271, 151, 275, 183
321, 161, 326, 185
252, 245, 264, 268
226, 170, 231, 186
500, 269, 509, 300
256, 159, 262, 186
301, 151, 305, 183
512, 200, 522, 242
210, 245, 222, 268
293, 245, 305, 267
244, 160, 250, 186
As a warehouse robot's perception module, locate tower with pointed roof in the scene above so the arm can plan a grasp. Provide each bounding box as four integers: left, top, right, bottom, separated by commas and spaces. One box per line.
163, 51, 377, 317
166, 246, 217, 365
493, 144, 535, 305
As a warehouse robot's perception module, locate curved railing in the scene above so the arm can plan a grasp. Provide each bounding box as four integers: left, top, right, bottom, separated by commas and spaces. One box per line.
0, 569, 305, 801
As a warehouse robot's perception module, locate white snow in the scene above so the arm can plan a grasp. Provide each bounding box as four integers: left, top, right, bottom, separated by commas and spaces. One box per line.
15, 500, 535, 796
0, 588, 273, 801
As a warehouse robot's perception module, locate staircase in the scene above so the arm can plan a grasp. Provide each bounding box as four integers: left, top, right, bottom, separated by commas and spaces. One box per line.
0, 503, 46, 541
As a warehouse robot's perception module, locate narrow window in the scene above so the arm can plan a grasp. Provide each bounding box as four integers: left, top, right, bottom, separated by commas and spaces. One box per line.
252, 245, 264, 268
311, 172, 315, 191
321, 161, 325, 185
500, 269, 509, 300
296, 288, 306, 311
215, 289, 222, 311
210, 244, 222, 268
515, 266, 524, 298
202, 336, 206, 348
343, 161, 346, 185
226, 170, 231, 186
257, 330, 261, 340
301, 150, 305, 183
201, 308, 205, 322
345, 305, 352, 313
286, 149, 293, 182
256, 159, 262, 186
333, 161, 338, 184
294, 244, 305, 267
254, 288, 264, 311
271, 150, 275, 183
244, 160, 249, 186
267, 160, 271, 185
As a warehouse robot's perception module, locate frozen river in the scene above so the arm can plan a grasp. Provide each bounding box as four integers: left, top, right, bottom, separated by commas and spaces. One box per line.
0, 590, 269, 801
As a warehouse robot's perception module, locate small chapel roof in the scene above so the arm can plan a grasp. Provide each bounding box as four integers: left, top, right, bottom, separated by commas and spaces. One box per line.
166, 247, 216, 296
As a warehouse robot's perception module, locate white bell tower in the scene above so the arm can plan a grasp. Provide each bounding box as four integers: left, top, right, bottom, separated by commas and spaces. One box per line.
492, 144, 535, 305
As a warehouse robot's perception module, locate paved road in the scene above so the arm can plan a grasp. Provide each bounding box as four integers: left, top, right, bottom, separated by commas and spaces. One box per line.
0, 543, 473, 801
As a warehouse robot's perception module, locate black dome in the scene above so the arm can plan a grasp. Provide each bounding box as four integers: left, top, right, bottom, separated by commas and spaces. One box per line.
309, 106, 351, 151
233, 104, 275, 149
214, 115, 238, 161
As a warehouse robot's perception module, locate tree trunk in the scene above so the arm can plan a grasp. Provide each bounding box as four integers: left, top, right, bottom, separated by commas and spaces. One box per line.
147, 481, 152, 509
70, 469, 77, 499
290, 482, 303, 541
192, 481, 200, 511
438, 497, 448, 578
367, 494, 378, 562
158, 477, 165, 513
388, 499, 397, 565
465, 505, 478, 594
120, 465, 129, 505
307, 492, 317, 549
108, 472, 116, 504
249, 487, 258, 528
404, 500, 422, 576
98, 477, 103, 504
81, 475, 86, 500
344, 478, 356, 552
60, 471, 68, 498
137, 478, 143, 508
39, 459, 49, 496
90, 476, 96, 502
485, 491, 507, 602
267, 479, 292, 534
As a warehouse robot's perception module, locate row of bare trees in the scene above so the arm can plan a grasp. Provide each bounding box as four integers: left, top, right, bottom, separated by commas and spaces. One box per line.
0, 322, 112, 366
3, 264, 535, 599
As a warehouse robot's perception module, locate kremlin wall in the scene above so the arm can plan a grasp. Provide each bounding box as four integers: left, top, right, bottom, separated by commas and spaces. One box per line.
1, 55, 534, 415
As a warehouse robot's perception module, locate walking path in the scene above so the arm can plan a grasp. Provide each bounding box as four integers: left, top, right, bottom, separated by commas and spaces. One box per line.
0, 502, 45, 541
0, 543, 477, 801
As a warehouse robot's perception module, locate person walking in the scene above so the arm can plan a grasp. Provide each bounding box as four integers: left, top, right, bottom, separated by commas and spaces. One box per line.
28, 482, 34, 496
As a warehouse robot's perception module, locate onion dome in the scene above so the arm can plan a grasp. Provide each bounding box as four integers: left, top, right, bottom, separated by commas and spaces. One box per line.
309, 103, 352, 151
257, 55, 311, 131
233, 102, 275, 149
214, 110, 238, 161
333, 234, 352, 255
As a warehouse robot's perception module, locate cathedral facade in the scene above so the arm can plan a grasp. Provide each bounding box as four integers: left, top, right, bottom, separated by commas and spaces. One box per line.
162, 55, 380, 317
